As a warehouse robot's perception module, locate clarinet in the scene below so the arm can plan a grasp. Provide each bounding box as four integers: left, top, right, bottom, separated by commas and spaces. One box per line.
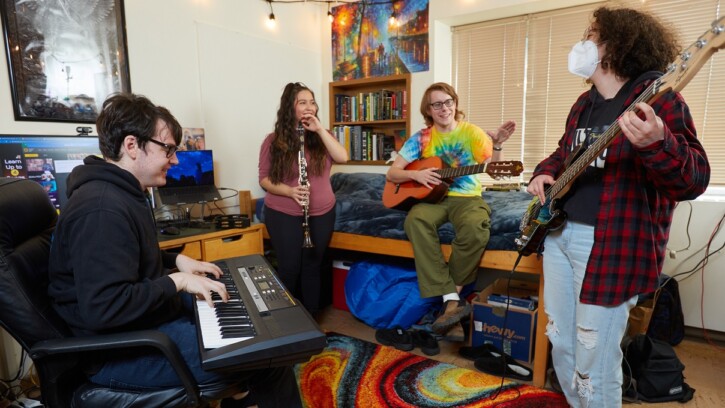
298, 123, 314, 248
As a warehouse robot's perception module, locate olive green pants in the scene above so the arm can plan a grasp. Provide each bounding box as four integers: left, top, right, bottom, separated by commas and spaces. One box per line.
404, 196, 491, 298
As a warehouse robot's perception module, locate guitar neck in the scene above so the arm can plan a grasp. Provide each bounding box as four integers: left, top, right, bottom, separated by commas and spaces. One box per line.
435, 163, 487, 179
546, 81, 658, 200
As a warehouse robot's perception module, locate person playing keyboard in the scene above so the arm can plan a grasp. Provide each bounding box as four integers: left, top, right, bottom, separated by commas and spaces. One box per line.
48, 93, 302, 407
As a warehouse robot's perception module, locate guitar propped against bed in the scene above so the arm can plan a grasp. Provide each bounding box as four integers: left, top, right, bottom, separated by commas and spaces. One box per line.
382, 156, 523, 211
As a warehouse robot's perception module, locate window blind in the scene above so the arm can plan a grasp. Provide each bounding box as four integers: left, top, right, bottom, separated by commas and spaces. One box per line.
453, 0, 724, 185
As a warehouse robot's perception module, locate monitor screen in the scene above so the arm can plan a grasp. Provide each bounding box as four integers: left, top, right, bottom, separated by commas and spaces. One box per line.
0, 135, 102, 211
161, 149, 216, 188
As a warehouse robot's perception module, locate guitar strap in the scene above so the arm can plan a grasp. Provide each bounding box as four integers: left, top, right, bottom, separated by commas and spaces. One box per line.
573, 70, 663, 162
562, 72, 663, 224
560, 82, 632, 181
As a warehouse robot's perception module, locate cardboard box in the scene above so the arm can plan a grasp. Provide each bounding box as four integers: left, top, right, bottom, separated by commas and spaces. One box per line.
470, 278, 538, 363
332, 260, 352, 311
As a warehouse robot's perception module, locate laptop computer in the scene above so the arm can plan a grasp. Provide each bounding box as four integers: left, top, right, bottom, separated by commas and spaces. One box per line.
157, 149, 222, 205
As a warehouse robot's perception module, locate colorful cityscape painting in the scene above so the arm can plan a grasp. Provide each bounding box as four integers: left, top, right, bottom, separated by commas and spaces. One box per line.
331, 0, 429, 80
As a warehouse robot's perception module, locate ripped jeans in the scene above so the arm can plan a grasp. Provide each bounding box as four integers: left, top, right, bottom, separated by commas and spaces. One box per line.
543, 222, 638, 408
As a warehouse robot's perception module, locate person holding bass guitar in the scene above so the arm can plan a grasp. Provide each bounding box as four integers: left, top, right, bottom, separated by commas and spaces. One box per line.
386, 82, 516, 342
525, 7, 710, 407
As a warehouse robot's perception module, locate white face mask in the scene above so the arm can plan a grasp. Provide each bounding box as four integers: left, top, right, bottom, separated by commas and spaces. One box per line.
568, 40, 600, 79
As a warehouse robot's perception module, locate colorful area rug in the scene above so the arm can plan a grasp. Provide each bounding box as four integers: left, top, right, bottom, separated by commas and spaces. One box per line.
295, 332, 568, 407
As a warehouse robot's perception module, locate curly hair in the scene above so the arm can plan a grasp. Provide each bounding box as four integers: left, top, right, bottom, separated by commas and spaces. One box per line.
593, 7, 680, 80
268, 82, 327, 183
419, 82, 465, 127
96, 93, 182, 161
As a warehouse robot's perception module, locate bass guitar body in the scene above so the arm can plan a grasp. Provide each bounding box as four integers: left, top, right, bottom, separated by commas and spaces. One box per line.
516, 198, 567, 256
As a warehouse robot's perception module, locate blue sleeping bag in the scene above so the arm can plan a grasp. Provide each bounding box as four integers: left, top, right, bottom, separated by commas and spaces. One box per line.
344, 260, 440, 329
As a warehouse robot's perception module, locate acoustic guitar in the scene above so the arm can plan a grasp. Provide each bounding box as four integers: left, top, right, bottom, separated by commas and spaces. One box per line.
515, 16, 725, 257
382, 156, 524, 211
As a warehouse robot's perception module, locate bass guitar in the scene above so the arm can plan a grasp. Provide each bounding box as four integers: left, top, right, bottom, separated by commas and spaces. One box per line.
382, 156, 523, 211
516, 16, 725, 256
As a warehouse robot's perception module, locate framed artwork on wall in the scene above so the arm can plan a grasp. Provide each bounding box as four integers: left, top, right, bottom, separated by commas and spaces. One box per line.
0, 0, 131, 123
331, 0, 429, 81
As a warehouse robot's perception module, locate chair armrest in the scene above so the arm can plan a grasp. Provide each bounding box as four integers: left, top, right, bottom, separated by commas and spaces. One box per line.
31, 330, 200, 407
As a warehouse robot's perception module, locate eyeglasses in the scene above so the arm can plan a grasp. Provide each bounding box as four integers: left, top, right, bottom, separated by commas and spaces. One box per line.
430, 98, 455, 111
144, 138, 178, 158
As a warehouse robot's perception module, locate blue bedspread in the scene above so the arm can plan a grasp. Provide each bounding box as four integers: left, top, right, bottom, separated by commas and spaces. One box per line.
256, 172, 531, 251
330, 172, 531, 251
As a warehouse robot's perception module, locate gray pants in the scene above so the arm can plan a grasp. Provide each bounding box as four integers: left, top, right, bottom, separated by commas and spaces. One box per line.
404, 196, 491, 298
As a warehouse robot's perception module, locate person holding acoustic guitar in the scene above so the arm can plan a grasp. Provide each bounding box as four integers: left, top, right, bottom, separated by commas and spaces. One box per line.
525, 7, 709, 407
385, 82, 516, 342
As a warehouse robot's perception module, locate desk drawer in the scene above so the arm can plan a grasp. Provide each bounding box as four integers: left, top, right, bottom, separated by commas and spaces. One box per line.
202, 230, 262, 261
161, 241, 202, 260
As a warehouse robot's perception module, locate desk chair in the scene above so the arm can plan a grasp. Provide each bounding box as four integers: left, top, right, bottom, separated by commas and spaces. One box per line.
0, 178, 239, 407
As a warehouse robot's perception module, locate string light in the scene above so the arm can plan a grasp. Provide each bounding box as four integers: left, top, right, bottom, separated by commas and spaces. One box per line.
262, 0, 400, 25
266, 0, 276, 28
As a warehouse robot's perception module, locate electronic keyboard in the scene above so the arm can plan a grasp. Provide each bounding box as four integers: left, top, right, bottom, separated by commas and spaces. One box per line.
194, 254, 326, 371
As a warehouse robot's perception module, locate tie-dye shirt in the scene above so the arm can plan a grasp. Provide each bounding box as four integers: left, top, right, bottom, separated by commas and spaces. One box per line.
398, 121, 492, 197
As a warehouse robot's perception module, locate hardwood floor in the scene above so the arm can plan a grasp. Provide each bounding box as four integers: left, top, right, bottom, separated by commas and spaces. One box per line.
316, 306, 725, 407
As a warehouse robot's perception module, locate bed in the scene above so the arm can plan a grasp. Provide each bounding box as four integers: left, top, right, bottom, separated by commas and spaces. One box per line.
245, 172, 548, 387
327, 172, 542, 273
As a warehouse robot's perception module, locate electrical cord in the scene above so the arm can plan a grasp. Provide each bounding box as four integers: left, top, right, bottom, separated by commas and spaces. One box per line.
696, 212, 725, 351
668, 210, 725, 352
216, 187, 239, 201
154, 187, 251, 229
0, 349, 26, 384
666, 201, 693, 258
669, 211, 725, 282
488, 253, 525, 406
0, 349, 33, 403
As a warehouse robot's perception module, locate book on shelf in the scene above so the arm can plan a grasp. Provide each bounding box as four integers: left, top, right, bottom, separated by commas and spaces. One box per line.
334, 89, 407, 123
379, 135, 395, 161
486, 294, 537, 311
333, 126, 397, 162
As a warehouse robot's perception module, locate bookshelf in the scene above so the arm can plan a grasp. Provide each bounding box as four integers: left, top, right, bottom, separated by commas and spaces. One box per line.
329, 74, 411, 165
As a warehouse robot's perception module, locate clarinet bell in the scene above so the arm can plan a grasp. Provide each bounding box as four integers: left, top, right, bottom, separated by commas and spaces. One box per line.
302, 229, 314, 248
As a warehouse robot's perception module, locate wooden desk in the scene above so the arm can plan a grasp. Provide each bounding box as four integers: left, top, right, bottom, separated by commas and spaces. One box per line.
158, 223, 264, 261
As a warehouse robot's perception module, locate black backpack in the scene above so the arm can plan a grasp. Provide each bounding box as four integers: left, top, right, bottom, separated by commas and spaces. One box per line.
647, 276, 685, 345
622, 334, 694, 403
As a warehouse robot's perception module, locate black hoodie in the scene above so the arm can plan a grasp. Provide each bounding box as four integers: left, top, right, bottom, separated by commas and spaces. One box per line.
48, 155, 180, 336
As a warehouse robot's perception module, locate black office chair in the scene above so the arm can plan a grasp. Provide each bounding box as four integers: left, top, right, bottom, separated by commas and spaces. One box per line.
0, 178, 239, 407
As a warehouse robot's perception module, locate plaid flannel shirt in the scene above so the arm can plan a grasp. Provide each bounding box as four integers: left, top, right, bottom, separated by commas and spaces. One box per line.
532, 78, 710, 305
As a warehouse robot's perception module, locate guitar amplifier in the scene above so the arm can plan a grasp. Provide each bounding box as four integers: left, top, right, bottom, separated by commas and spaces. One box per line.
214, 214, 251, 229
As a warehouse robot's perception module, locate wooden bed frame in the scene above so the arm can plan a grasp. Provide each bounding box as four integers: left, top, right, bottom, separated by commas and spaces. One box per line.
243, 191, 549, 387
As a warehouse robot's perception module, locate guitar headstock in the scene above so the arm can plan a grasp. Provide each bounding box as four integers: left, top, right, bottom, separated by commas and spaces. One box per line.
655, 16, 725, 98
486, 161, 524, 179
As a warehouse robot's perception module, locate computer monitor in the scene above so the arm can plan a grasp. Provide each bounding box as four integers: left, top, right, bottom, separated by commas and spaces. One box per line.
157, 149, 221, 205
0, 135, 102, 212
